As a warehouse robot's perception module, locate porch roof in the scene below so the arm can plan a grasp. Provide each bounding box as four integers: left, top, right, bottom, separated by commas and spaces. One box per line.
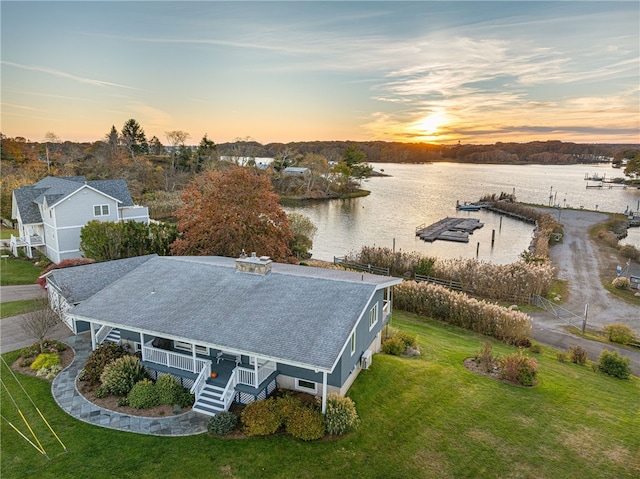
69, 256, 401, 372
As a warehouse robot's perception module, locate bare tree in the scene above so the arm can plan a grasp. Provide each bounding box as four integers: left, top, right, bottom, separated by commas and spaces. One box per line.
43, 131, 61, 171
165, 130, 190, 170
20, 296, 61, 353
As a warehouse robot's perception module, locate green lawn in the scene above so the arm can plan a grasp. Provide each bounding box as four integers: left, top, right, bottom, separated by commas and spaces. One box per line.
0, 228, 18, 240
0, 257, 42, 286
0, 299, 42, 318
1, 311, 638, 479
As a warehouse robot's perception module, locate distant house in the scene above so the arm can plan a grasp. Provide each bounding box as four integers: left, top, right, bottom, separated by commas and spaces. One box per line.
11, 176, 149, 263
283, 166, 310, 177
46, 253, 402, 416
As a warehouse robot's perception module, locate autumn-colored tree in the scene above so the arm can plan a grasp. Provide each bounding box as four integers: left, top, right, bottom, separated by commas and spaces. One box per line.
171, 167, 294, 261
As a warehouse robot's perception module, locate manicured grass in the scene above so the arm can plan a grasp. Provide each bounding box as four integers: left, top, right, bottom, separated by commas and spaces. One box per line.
2, 312, 639, 479
0, 257, 42, 285
0, 299, 42, 318
0, 228, 18, 240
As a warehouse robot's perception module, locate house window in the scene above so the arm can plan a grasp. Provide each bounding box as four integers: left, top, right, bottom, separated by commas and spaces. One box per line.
295, 379, 317, 394
174, 341, 208, 355
369, 303, 379, 330
93, 204, 109, 216
350, 331, 356, 356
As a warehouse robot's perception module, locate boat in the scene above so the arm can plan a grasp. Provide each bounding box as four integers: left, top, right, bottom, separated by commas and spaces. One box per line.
456, 201, 481, 211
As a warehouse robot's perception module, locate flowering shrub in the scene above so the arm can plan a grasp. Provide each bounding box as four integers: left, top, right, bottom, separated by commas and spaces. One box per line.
394, 281, 532, 345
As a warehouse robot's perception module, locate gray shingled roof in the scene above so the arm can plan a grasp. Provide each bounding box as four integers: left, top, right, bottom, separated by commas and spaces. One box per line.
13, 176, 135, 224
47, 255, 156, 303
69, 256, 401, 371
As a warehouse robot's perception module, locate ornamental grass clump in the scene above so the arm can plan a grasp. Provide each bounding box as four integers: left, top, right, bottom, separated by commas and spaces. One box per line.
100, 355, 148, 396
394, 281, 532, 345
611, 277, 630, 290
324, 393, 360, 436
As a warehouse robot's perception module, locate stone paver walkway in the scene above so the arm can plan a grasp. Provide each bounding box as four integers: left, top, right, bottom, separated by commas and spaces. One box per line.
51, 334, 209, 436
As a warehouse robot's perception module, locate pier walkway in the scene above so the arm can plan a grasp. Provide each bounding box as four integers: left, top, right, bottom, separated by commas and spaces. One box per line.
416, 217, 483, 243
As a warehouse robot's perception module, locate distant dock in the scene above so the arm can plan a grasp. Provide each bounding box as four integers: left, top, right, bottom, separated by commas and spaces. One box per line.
416, 217, 484, 243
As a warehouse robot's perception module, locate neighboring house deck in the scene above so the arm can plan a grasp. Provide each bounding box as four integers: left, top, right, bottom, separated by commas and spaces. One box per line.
11, 176, 149, 263
46, 253, 401, 416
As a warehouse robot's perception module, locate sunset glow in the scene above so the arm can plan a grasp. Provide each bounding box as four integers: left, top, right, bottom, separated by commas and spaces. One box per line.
1, 2, 638, 145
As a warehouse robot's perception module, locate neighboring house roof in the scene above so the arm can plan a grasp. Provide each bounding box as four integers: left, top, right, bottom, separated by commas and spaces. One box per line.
283, 167, 309, 175
12, 176, 136, 224
47, 255, 157, 303
66, 256, 401, 372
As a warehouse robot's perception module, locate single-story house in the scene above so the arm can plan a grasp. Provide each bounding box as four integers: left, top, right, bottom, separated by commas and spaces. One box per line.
11, 176, 149, 263
46, 253, 402, 415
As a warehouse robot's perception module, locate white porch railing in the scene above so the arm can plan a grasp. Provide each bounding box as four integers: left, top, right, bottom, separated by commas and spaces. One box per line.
96, 325, 113, 344
236, 361, 276, 388
190, 361, 212, 400
142, 345, 209, 373
383, 300, 391, 319
221, 370, 239, 411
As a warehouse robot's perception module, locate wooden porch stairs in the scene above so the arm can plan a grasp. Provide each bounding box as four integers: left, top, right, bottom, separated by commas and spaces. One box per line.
192, 383, 226, 416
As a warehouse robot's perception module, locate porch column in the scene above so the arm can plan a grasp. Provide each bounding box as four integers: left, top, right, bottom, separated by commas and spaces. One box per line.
90, 322, 97, 351
192, 344, 197, 373
321, 371, 327, 414
140, 332, 145, 361
254, 356, 259, 388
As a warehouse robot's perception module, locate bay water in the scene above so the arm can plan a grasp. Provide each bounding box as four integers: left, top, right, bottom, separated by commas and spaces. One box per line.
283, 163, 640, 263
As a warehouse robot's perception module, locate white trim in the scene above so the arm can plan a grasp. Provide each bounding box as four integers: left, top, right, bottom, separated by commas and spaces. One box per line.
350, 331, 356, 356
48, 184, 123, 209
295, 378, 317, 394
368, 302, 379, 331
93, 204, 110, 217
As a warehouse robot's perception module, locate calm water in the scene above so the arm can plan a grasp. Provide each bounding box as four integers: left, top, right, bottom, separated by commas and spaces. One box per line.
284, 163, 640, 263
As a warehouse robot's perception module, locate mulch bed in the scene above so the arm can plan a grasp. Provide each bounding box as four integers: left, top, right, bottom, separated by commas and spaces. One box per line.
463, 357, 537, 387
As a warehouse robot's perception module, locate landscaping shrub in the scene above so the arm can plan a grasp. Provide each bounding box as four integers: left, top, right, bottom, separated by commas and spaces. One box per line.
241, 398, 281, 436
100, 355, 148, 396
324, 393, 360, 436
556, 352, 568, 363
156, 374, 184, 405
611, 277, 630, 290
394, 281, 532, 345
528, 343, 543, 354
29, 353, 60, 371
499, 350, 538, 386
618, 244, 640, 261
274, 395, 304, 424
127, 379, 160, 409
569, 346, 588, 365
19, 339, 66, 367
208, 412, 238, 436
596, 350, 631, 379
382, 336, 405, 356
285, 406, 325, 441
174, 388, 195, 408
604, 324, 636, 345
476, 341, 495, 373
80, 342, 127, 384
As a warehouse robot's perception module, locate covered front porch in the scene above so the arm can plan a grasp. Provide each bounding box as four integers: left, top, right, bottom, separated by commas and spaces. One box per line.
10, 233, 45, 258
89, 324, 278, 416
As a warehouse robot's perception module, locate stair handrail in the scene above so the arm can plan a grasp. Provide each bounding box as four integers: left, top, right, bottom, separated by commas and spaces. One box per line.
95, 325, 113, 345
190, 360, 211, 400
221, 369, 238, 411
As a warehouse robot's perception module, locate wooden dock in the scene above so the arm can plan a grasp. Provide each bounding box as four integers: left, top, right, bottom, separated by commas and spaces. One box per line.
416, 217, 484, 243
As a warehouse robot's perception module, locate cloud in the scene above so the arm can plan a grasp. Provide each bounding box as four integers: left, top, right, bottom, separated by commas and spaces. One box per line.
1, 61, 139, 90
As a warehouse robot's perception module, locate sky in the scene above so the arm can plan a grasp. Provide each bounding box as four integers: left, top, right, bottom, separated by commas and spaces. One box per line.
1, 1, 639, 145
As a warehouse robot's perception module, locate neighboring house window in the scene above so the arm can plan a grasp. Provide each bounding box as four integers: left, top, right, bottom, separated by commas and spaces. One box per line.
93, 204, 109, 216
350, 331, 356, 356
174, 341, 208, 355
369, 303, 379, 330
295, 379, 317, 394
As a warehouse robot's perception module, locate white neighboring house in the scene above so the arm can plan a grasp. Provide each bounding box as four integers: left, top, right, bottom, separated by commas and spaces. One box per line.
11, 176, 149, 263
